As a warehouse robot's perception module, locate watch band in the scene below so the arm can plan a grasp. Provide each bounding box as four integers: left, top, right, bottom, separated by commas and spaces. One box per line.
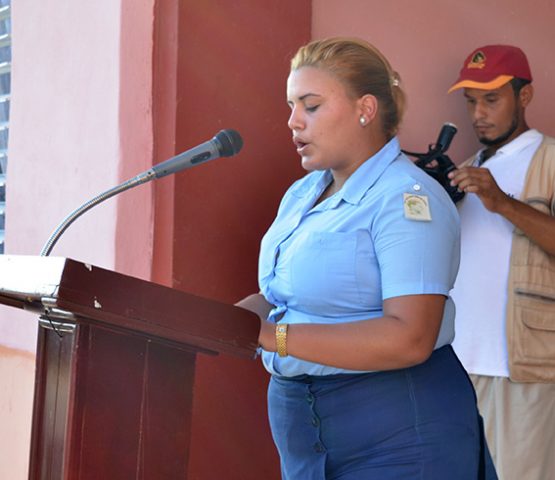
275, 323, 288, 357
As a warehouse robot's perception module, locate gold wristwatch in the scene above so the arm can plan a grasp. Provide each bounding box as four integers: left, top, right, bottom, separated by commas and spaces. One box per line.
275, 323, 288, 357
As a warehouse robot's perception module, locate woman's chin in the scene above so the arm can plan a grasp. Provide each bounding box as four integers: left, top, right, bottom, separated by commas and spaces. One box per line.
301, 157, 325, 172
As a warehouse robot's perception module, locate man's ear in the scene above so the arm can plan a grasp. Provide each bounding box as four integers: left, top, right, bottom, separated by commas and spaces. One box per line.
519, 83, 534, 108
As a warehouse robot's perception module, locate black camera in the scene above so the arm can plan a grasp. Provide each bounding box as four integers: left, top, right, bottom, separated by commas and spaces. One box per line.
402, 123, 465, 204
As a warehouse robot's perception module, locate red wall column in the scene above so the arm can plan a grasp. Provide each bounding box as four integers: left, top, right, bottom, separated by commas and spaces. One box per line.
170, 1, 311, 478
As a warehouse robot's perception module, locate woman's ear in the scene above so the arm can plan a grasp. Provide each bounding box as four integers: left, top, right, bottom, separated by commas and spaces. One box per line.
359, 94, 379, 123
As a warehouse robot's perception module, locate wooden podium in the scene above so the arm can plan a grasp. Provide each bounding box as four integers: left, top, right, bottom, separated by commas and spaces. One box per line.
0, 255, 260, 479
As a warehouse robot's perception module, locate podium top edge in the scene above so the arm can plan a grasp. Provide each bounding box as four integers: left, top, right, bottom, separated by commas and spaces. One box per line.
0, 255, 68, 302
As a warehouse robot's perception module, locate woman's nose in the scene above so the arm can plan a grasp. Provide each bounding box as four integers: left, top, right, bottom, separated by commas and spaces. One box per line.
287, 107, 304, 131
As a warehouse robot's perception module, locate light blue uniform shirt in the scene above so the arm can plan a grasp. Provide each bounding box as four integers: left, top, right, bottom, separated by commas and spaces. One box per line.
259, 138, 460, 377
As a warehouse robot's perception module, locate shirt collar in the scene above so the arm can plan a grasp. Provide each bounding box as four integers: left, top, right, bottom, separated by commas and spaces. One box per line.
339, 137, 401, 205
478, 129, 542, 164
289, 137, 401, 207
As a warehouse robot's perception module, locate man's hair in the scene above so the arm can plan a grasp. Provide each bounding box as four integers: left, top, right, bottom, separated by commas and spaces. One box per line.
510, 77, 531, 96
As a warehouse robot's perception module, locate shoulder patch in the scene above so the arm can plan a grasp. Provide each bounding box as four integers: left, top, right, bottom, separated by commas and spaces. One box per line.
403, 193, 432, 221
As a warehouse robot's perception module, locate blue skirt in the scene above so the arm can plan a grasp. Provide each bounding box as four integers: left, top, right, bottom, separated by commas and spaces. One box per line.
267, 346, 497, 479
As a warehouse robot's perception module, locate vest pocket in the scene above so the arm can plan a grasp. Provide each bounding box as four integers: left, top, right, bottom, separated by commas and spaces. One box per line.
514, 288, 555, 363
515, 288, 555, 305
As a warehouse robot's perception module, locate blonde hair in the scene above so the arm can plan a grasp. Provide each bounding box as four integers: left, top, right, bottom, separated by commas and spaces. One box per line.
291, 37, 406, 139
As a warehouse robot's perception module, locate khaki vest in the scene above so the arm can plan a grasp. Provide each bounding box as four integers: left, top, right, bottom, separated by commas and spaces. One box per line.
462, 136, 555, 382
507, 135, 555, 382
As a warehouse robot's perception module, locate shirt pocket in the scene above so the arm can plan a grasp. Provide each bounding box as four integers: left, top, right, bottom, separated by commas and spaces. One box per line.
288, 230, 380, 314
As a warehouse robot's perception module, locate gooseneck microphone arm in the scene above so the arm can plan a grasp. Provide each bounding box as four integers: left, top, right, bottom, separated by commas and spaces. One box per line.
40, 129, 243, 257
39, 171, 155, 257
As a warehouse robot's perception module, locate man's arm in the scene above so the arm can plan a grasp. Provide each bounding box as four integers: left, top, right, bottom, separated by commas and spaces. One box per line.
448, 166, 555, 255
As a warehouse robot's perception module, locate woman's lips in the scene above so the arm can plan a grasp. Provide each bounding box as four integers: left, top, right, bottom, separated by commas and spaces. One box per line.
293, 138, 309, 153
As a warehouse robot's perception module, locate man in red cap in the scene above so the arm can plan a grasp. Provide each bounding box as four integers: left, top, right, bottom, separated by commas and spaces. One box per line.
448, 44, 555, 480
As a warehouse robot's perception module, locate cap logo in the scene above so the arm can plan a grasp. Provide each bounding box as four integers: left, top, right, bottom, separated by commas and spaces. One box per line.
467, 51, 486, 69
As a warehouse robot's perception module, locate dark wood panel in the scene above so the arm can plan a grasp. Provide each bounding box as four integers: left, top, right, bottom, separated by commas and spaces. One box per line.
62, 325, 195, 479
57, 260, 260, 358
0, 255, 260, 358
0, 255, 261, 479
141, 342, 196, 479
29, 326, 77, 480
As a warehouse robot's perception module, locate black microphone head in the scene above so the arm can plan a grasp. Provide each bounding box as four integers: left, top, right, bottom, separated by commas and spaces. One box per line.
214, 129, 243, 157
436, 122, 457, 153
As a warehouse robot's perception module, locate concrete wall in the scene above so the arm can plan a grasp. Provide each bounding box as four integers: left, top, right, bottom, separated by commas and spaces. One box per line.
312, 0, 555, 162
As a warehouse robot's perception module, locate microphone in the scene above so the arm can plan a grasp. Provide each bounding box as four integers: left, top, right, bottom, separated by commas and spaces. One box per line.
434, 122, 457, 153
150, 129, 243, 178
40, 129, 243, 256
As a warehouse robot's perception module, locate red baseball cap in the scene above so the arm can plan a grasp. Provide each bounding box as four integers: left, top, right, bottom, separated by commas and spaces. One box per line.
448, 45, 532, 93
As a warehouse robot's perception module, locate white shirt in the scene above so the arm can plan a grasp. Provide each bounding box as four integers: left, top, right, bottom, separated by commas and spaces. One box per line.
452, 129, 543, 377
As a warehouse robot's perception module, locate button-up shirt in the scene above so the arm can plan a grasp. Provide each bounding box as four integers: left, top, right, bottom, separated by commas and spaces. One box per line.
259, 138, 460, 376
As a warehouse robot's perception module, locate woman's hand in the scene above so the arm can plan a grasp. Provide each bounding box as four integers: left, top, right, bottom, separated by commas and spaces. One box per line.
257, 317, 277, 352
235, 293, 276, 350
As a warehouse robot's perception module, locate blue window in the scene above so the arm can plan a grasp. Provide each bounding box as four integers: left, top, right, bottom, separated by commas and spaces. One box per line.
0, 0, 11, 254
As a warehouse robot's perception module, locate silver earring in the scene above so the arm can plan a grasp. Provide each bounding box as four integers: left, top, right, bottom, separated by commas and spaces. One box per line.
359, 116, 367, 126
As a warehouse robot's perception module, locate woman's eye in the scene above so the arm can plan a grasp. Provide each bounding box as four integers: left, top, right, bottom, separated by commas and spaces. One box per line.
306, 105, 319, 112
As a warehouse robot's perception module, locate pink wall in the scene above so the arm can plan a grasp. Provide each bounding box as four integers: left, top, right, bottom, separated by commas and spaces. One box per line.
1, 0, 127, 353
313, 0, 555, 162
0, 346, 35, 478
6, 1, 123, 263
0, 1, 155, 478
116, 0, 157, 282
